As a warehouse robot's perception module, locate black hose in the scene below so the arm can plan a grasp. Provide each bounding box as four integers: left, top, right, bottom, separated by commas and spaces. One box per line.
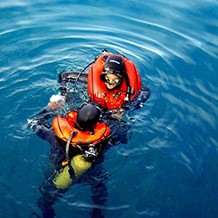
75, 60, 96, 81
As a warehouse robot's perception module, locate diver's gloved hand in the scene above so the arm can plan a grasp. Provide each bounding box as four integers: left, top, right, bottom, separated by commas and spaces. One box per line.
110, 108, 124, 120
27, 119, 41, 131
48, 94, 65, 111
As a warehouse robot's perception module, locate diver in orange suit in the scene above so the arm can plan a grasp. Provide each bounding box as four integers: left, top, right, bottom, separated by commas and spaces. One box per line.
29, 103, 129, 218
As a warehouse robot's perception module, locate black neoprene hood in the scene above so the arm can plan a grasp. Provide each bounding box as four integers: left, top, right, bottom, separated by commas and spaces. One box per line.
76, 104, 100, 131
104, 55, 124, 71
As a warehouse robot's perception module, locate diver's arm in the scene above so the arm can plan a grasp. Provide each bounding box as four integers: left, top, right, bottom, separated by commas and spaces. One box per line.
33, 106, 56, 121
28, 106, 56, 142
124, 85, 150, 110
59, 71, 88, 84
58, 71, 87, 96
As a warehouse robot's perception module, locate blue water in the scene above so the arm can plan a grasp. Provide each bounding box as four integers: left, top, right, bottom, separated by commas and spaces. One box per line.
0, 0, 218, 217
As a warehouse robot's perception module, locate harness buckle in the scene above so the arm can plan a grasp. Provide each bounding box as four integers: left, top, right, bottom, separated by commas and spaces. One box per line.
83, 145, 98, 159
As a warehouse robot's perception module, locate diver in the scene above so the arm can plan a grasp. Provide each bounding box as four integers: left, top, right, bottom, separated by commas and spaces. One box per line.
29, 49, 149, 217
28, 102, 129, 218
57, 49, 150, 119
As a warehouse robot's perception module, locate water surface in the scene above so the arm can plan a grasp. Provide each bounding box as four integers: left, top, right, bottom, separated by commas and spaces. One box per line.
0, 1, 217, 217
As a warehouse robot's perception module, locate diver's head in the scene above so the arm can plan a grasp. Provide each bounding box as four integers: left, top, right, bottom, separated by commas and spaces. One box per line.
104, 55, 124, 72
100, 55, 124, 90
76, 103, 101, 131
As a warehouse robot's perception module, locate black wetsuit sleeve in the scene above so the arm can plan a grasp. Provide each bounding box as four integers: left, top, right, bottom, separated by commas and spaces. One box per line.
58, 71, 88, 96
124, 85, 150, 110
33, 106, 56, 121
28, 106, 57, 143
